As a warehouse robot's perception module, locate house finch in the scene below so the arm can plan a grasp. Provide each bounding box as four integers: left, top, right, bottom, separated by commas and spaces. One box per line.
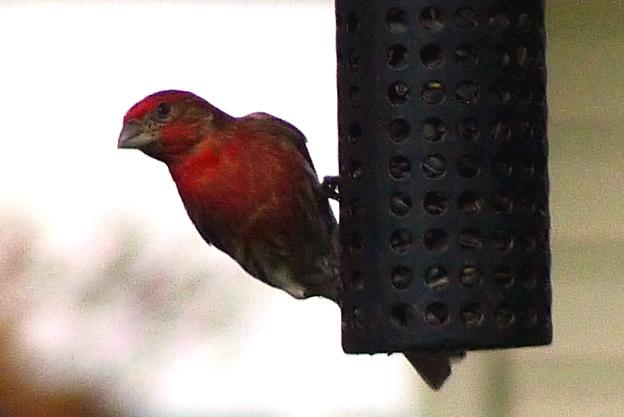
118, 90, 458, 389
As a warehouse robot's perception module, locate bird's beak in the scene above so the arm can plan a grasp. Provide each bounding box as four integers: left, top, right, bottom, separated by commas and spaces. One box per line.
117, 121, 156, 150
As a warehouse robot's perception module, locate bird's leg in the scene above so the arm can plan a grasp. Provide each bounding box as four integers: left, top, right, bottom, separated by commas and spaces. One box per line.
321, 176, 340, 201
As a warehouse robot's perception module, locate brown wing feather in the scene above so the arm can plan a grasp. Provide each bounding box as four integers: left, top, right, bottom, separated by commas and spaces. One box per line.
237, 112, 340, 300
243, 112, 318, 173
241, 112, 335, 231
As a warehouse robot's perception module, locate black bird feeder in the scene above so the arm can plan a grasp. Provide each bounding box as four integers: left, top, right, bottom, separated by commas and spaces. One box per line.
336, 1, 552, 355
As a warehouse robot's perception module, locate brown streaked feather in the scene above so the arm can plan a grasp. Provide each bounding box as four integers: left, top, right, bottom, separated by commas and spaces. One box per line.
243, 112, 317, 172
229, 113, 340, 300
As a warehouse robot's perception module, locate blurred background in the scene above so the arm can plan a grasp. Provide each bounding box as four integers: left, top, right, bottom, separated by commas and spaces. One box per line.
0, 1, 622, 416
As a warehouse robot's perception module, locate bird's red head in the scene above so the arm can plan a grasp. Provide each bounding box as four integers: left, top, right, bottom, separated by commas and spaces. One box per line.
118, 90, 233, 162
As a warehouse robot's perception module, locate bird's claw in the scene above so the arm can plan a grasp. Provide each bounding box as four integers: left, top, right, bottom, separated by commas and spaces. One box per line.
322, 176, 340, 201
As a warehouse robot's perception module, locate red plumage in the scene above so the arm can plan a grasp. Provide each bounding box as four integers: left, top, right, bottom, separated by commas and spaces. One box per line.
118, 90, 458, 389
119, 90, 339, 300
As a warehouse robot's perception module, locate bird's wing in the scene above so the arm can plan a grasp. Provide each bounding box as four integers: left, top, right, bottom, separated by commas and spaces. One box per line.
241, 111, 336, 231
239, 112, 340, 299
243, 112, 318, 174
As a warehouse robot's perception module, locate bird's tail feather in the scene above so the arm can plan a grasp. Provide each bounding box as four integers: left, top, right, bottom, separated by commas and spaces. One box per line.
403, 349, 465, 390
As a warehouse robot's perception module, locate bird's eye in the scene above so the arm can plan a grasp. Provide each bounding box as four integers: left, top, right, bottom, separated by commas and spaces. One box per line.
155, 102, 171, 120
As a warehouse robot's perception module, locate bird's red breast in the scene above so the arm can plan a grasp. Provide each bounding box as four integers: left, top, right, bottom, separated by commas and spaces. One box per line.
119, 90, 339, 299
168, 124, 309, 243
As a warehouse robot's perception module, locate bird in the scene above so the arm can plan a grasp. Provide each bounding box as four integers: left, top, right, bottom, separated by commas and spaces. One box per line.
118, 89, 459, 389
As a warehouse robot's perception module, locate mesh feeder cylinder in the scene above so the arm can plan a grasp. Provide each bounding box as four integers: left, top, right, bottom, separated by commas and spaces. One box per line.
336, 0, 552, 354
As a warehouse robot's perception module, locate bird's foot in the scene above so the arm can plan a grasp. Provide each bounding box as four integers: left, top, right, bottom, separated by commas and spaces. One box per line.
322, 176, 340, 201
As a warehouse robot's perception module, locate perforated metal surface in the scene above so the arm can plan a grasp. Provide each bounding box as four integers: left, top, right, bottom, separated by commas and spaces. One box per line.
336, 0, 552, 354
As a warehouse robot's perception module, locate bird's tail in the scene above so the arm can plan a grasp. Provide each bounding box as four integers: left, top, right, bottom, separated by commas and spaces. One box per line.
325, 278, 462, 390
403, 349, 465, 390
